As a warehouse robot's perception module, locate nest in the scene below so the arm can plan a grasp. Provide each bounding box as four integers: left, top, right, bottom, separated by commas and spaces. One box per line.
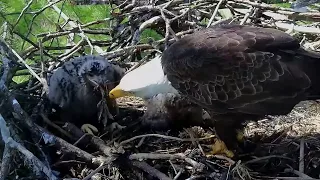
1, 0, 320, 179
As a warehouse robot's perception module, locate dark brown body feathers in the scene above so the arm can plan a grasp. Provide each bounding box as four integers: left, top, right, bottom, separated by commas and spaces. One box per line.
161, 24, 320, 151
162, 24, 320, 116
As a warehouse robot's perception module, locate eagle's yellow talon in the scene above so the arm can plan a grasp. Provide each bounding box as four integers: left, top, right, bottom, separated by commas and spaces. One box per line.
236, 129, 244, 143
207, 139, 234, 158
81, 124, 99, 135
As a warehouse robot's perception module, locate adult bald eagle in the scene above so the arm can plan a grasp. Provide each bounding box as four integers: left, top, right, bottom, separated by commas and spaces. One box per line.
109, 24, 320, 157
47, 55, 125, 134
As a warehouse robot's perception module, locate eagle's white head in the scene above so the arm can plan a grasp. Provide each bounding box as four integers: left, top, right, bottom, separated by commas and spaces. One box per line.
109, 55, 179, 100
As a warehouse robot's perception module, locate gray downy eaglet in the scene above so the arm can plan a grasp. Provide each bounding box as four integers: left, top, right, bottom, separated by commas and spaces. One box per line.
47, 55, 125, 134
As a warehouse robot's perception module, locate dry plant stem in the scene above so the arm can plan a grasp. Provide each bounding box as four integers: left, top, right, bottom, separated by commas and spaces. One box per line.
173, 168, 183, 180
0, 145, 12, 180
12, 0, 34, 30
0, 114, 58, 180
299, 138, 305, 173
29, 0, 63, 15
207, 0, 224, 28
82, 163, 108, 180
129, 153, 204, 171
212, 155, 235, 165
160, 9, 172, 47
0, 39, 44, 85
88, 134, 116, 157
101, 44, 153, 59
60, 42, 84, 61
263, 21, 320, 34
183, 128, 205, 156
44, 128, 108, 166
0, 57, 10, 83
131, 160, 172, 180
40, 113, 74, 140
244, 155, 293, 165
284, 168, 313, 179
1, 22, 8, 39
157, 29, 194, 44
230, 0, 293, 12
48, 0, 104, 54
240, 7, 254, 25
119, 133, 215, 146
77, 24, 94, 54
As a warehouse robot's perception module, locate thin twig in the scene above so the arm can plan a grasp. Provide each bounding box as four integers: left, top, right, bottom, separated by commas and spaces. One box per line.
0, 114, 58, 180
299, 138, 305, 174
131, 160, 172, 180
207, 0, 224, 28
119, 133, 215, 146
82, 163, 108, 180
12, 0, 34, 30
129, 153, 204, 171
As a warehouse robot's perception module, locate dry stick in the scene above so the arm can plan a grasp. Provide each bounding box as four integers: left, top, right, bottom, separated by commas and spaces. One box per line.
284, 168, 313, 179
240, 6, 254, 25
48, 0, 104, 54
81, 18, 112, 28
58, 38, 85, 60
119, 133, 215, 146
101, 44, 154, 59
132, 161, 172, 180
244, 155, 294, 165
207, 0, 224, 28
0, 145, 12, 180
173, 168, 183, 180
77, 24, 95, 54
0, 39, 44, 85
160, 9, 174, 47
82, 163, 108, 180
12, 0, 34, 29
1, 22, 8, 39
0, 114, 58, 180
263, 21, 320, 34
131, 16, 162, 45
183, 128, 205, 156
38, 28, 112, 40
40, 113, 74, 140
212, 155, 235, 165
299, 138, 305, 173
231, 0, 294, 12
129, 153, 204, 171
28, 0, 63, 15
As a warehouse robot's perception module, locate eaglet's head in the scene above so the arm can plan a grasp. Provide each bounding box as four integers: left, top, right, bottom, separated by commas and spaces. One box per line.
109, 55, 178, 100
78, 58, 115, 88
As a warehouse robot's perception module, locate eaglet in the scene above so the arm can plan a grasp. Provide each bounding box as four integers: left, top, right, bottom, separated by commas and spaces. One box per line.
47, 55, 125, 134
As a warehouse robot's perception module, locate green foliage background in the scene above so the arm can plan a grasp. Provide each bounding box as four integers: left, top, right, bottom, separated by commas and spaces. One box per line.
0, 0, 307, 84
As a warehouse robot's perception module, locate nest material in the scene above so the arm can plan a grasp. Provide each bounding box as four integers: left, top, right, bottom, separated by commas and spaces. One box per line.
1, 0, 320, 179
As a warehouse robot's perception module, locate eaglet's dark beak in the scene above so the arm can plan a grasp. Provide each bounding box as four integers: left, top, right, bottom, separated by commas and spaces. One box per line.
86, 75, 100, 88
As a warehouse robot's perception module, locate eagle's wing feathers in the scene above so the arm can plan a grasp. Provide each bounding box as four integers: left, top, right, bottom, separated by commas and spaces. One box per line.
162, 25, 311, 115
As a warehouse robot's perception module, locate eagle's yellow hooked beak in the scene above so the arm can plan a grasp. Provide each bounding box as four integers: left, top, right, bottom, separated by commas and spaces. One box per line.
109, 85, 134, 99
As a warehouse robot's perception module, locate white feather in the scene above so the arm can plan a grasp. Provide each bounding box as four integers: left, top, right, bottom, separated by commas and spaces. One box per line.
119, 55, 179, 99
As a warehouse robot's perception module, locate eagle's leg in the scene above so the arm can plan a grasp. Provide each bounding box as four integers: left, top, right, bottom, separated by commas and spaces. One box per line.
207, 114, 247, 158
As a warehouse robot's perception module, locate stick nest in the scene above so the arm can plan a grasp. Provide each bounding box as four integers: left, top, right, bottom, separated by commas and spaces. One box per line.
1, 0, 320, 179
